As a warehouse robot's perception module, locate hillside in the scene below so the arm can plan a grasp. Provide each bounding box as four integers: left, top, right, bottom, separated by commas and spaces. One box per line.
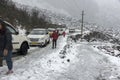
0, 0, 64, 30
12, 0, 120, 33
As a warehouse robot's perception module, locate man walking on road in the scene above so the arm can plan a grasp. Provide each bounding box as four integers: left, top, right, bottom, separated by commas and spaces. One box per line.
52, 30, 59, 49
0, 20, 13, 75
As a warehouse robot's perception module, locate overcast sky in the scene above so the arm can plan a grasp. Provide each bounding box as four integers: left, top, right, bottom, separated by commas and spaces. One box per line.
12, 0, 120, 30
12, 0, 98, 18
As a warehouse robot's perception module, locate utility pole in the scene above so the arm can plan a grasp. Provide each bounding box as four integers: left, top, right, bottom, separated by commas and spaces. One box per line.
81, 10, 84, 40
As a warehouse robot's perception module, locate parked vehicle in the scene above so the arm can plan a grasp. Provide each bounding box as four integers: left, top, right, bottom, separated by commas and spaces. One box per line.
48, 28, 55, 37
4, 21, 30, 55
69, 29, 75, 33
27, 28, 50, 47
57, 28, 63, 35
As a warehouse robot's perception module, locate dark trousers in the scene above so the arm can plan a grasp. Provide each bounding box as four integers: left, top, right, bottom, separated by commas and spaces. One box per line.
0, 50, 13, 70
0, 56, 2, 67
52, 39, 57, 48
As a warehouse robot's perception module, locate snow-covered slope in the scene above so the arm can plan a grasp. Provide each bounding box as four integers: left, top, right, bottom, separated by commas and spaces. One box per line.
11, 0, 71, 16
12, 0, 120, 32
12, 0, 76, 27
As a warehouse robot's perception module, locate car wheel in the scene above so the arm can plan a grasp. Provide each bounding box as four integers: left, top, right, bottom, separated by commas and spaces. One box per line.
47, 39, 50, 44
44, 40, 47, 46
20, 43, 28, 55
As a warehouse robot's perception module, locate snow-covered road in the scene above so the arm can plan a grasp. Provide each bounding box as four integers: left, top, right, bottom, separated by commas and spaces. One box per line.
57, 43, 110, 80
0, 36, 67, 79
0, 36, 120, 80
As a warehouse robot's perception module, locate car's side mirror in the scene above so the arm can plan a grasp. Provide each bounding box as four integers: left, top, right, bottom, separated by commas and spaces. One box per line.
26, 31, 30, 35
46, 32, 48, 34
15, 31, 19, 35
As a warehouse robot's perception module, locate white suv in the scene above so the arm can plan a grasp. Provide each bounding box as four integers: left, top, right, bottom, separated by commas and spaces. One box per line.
27, 28, 50, 47
4, 21, 30, 55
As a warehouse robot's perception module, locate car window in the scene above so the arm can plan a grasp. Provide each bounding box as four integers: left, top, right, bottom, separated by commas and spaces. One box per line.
48, 28, 55, 32
48, 30, 54, 32
30, 30, 46, 35
6, 25, 16, 34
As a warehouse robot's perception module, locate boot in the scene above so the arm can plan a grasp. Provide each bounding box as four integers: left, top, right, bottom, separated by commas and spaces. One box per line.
6, 70, 13, 75
0, 56, 3, 67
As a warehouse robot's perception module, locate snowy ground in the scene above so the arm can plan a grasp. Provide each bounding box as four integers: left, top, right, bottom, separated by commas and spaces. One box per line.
1, 35, 120, 80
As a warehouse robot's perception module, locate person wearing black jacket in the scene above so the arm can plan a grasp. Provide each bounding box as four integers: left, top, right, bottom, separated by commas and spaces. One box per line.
0, 20, 13, 75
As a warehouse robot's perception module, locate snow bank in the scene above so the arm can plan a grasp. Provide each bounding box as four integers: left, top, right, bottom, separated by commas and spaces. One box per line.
17, 25, 26, 35
40, 36, 79, 73
92, 44, 120, 80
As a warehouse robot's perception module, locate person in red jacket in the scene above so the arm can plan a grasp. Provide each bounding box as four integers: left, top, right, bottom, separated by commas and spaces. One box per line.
62, 31, 66, 37
52, 30, 59, 49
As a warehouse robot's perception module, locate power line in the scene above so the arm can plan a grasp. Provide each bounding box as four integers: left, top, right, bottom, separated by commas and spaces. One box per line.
65, 0, 82, 15
63, 0, 77, 13
74, 0, 82, 12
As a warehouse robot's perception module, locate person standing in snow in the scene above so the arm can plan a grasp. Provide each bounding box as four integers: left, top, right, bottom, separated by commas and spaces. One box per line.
0, 20, 13, 75
52, 30, 59, 49
62, 31, 66, 37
